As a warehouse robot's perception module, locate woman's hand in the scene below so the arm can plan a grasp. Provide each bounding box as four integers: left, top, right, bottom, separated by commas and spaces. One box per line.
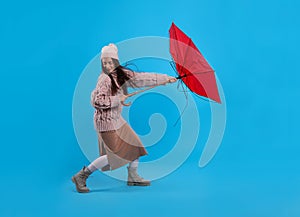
168, 77, 177, 83
120, 94, 128, 102
120, 94, 131, 106
161, 76, 177, 85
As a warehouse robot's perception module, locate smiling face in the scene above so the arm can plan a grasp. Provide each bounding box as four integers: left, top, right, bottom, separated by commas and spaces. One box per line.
102, 57, 116, 74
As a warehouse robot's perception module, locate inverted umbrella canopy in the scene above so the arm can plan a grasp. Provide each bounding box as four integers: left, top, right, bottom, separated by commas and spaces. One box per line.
169, 22, 221, 103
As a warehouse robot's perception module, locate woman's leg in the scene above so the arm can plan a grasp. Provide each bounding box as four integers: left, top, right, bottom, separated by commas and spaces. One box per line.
72, 155, 109, 193
127, 158, 150, 186
128, 158, 139, 169
87, 155, 109, 172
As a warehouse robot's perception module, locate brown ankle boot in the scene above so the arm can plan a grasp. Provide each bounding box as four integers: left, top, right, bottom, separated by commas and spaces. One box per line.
72, 166, 92, 193
127, 166, 150, 186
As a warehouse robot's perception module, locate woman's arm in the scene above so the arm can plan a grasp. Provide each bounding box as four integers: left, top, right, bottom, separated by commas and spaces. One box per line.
91, 79, 120, 109
125, 70, 175, 88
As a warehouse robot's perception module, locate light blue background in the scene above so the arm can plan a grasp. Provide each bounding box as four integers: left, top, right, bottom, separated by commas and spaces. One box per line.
0, 0, 299, 217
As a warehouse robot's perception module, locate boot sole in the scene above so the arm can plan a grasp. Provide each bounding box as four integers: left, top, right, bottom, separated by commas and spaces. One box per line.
71, 176, 90, 193
127, 181, 151, 186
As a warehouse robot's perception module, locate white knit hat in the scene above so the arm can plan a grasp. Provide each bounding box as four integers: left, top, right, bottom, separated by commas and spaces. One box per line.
100, 43, 119, 60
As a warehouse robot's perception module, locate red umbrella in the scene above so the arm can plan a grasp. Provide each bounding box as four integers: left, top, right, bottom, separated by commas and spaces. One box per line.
169, 22, 221, 103
121, 23, 221, 106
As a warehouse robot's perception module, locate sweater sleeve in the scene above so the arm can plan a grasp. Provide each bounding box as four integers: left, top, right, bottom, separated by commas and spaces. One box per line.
125, 70, 173, 88
91, 78, 120, 109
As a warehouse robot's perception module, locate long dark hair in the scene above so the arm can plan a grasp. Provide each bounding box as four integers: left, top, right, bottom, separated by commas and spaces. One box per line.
101, 58, 133, 95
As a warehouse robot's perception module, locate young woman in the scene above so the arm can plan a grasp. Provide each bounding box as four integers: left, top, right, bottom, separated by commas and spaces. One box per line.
72, 43, 177, 193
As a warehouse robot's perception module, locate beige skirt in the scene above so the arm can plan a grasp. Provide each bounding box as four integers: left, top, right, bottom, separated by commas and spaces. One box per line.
98, 123, 148, 171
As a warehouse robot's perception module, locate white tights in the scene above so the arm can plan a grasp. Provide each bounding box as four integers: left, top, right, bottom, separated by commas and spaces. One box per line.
87, 155, 139, 173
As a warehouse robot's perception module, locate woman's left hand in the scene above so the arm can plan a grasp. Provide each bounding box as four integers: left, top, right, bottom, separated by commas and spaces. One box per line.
168, 77, 177, 83
120, 94, 131, 106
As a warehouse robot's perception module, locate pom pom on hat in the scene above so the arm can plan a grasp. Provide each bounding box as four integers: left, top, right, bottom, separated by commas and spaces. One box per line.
101, 43, 119, 60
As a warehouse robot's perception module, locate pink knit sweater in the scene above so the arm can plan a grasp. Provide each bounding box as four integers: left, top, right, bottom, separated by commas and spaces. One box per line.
91, 70, 173, 132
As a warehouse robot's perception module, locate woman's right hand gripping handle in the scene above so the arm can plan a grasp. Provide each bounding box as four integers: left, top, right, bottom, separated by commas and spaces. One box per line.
120, 94, 131, 106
